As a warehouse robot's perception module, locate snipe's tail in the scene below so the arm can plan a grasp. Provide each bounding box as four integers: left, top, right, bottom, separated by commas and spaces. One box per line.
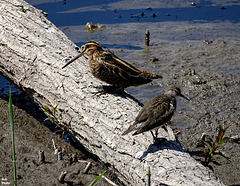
153, 74, 163, 79
141, 71, 163, 79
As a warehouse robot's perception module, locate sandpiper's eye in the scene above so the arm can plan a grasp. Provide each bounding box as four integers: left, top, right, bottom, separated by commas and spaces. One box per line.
172, 89, 177, 95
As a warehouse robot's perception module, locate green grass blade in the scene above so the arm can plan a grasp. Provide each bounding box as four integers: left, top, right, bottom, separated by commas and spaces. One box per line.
219, 137, 230, 145
9, 85, 17, 186
53, 105, 58, 116
147, 166, 151, 186
89, 171, 106, 186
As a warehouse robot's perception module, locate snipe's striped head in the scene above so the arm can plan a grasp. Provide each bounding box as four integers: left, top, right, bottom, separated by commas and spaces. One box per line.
62, 41, 102, 69
82, 41, 102, 54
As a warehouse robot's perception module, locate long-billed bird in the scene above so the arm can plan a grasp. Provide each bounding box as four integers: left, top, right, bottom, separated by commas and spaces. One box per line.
62, 41, 162, 91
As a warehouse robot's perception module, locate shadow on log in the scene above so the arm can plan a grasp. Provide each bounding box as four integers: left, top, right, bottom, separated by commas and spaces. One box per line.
0, 0, 224, 185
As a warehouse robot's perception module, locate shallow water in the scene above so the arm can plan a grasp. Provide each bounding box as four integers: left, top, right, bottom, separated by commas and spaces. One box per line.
0, 76, 20, 95
29, 0, 240, 26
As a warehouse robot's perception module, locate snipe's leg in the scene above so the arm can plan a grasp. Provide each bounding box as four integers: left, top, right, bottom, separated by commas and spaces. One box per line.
90, 85, 125, 95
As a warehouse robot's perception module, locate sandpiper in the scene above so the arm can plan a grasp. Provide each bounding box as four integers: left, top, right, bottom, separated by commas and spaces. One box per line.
62, 41, 162, 91
122, 86, 190, 143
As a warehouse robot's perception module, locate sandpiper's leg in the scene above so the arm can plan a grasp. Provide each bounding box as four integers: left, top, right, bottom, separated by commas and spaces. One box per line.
162, 124, 168, 133
151, 131, 157, 143
174, 130, 181, 135
162, 124, 176, 141
155, 128, 159, 139
166, 120, 171, 125
151, 129, 166, 145
166, 120, 181, 136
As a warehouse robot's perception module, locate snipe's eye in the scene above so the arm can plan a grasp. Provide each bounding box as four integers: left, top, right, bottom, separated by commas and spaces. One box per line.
81, 45, 85, 50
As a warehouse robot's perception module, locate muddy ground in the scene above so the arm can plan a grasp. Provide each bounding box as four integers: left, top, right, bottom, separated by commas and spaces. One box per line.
0, 94, 124, 186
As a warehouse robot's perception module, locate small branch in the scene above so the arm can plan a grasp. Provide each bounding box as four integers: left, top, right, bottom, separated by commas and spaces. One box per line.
52, 138, 57, 151
39, 150, 45, 164
57, 148, 63, 161
83, 162, 92, 174
58, 171, 67, 183
102, 175, 118, 186
71, 153, 78, 163
145, 30, 150, 46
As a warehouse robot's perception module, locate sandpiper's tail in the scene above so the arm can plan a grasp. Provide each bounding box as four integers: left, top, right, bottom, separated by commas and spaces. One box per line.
122, 125, 136, 135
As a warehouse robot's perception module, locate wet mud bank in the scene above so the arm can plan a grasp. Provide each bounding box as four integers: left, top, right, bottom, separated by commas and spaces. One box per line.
0, 96, 123, 186
148, 39, 240, 185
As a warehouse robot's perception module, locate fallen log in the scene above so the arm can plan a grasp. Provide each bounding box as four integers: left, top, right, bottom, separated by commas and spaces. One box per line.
0, 0, 224, 185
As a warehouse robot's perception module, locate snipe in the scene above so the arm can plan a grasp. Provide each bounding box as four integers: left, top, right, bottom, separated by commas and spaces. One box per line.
122, 86, 190, 143
62, 41, 163, 90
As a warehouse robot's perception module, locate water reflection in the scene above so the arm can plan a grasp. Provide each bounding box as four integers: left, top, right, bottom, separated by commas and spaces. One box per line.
0, 76, 20, 95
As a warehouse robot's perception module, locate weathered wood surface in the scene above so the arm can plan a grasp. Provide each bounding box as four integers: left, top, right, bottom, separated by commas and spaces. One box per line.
0, 0, 224, 185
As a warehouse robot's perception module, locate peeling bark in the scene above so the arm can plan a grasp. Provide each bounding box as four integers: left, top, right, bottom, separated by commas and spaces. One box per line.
0, 0, 225, 185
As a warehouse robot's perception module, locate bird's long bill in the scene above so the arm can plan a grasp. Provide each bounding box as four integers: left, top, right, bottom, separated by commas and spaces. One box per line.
62, 49, 86, 69
180, 93, 190, 101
